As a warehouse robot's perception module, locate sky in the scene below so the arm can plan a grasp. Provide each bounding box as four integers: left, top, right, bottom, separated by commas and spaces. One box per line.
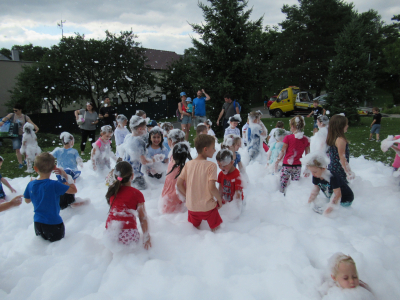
0, 0, 399, 55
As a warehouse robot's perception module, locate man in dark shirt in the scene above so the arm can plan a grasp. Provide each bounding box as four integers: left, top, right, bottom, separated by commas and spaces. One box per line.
99, 97, 117, 128
307, 99, 325, 135
369, 107, 382, 142
216, 94, 240, 130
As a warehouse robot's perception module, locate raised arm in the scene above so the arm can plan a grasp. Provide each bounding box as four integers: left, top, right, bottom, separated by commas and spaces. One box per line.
203, 89, 211, 101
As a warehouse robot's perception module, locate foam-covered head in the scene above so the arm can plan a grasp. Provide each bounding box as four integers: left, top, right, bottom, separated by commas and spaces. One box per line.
229, 114, 242, 123
223, 134, 241, 148
23, 122, 34, 134
60, 132, 74, 145
301, 151, 330, 169
172, 142, 191, 159
161, 122, 174, 134
168, 129, 185, 144
116, 114, 128, 124
290, 116, 305, 132
274, 128, 287, 142
129, 115, 147, 131
204, 119, 212, 127
101, 125, 113, 135
216, 149, 233, 165
317, 115, 329, 127
248, 111, 262, 122
135, 110, 146, 118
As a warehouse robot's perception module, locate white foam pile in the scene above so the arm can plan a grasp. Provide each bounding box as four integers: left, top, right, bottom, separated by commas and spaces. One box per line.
0, 146, 399, 299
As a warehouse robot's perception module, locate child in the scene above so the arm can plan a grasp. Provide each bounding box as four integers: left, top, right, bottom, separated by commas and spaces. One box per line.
222, 134, 245, 173
105, 161, 151, 249
369, 107, 382, 142
20, 123, 41, 173
161, 122, 174, 152
91, 125, 117, 170
267, 121, 285, 146
247, 111, 268, 161
0, 156, 17, 203
266, 129, 287, 174
177, 135, 223, 231
310, 115, 329, 154
136, 110, 147, 119
216, 149, 243, 205
146, 127, 169, 179
160, 141, 192, 214
275, 116, 310, 194
242, 119, 249, 147
24, 153, 77, 242
225, 114, 241, 136
186, 97, 193, 114
304, 151, 354, 215
147, 120, 158, 132
204, 119, 215, 137
327, 114, 354, 183
114, 115, 130, 157
196, 123, 208, 136
307, 99, 326, 135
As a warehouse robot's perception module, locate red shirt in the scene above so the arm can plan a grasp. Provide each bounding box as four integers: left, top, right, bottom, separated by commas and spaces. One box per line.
283, 134, 310, 165
217, 169, 243, 204
106, 186, 145, 230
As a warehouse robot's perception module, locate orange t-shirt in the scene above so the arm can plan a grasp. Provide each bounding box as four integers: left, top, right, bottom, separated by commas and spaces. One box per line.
179, 159, 218, 212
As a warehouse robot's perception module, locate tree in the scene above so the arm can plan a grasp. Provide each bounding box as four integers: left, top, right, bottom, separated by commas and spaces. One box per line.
0, 48, 11, 59
11, 44, 49, 61
325, 16, 376, 124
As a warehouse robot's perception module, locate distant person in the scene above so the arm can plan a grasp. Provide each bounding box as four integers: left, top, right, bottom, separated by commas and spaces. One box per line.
307, 99, 326, 135
0, 103, 39, 169
75, 102, 99, 156
264, 95, 269, 109
192, 89, 211, 129
178, 92, 192, 141
217, 94, 240, 130
369, 107, 382, 142
99, 97, 117, 128
224, 114, 241, 137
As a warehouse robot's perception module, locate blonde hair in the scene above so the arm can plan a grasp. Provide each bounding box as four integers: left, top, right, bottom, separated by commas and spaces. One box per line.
289, 116, 305, 132
329, 252, 358, 277
248, 111, 262, 122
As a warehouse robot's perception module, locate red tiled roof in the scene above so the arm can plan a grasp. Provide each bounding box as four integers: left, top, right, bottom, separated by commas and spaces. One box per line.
143, 48, 182, 70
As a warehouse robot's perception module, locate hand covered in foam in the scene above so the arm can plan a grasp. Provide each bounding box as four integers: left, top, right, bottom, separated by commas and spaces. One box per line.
153, 154, 165, 163
303, 168, 311, 178
346, 171, 355, 181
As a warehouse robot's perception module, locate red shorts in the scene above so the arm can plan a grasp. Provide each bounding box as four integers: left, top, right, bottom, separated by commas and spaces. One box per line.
188, 207, 223, 229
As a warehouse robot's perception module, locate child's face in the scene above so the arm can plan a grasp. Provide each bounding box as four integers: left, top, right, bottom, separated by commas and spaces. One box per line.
373, 110, 378, 114
122, 119, 128, 127
307, 166, 325, 178
101, 132, 113, 141
151, 133, 162, 146
233, 141, 241, 151
217, 160, 234, 175
230, 121, 238, 128
203, 143, 216, 158
313, 102, 318, 108
332, 262, 359, 289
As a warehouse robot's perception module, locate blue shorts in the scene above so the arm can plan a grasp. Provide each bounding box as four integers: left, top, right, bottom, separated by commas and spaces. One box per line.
181, 115, 192, 125
371, 124, 381, 134
12, 135, 22, 150
56, 169, 81, 183
313, 120, 318, 129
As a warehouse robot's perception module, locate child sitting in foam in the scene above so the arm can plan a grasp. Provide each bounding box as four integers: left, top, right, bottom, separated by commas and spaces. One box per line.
266, 129, 288, 174
204, 119, 215, 137
20, 123, 41, 173
224, 114, 241, 136
145, 126, 169, 179
91, 125, 117, 171
114, 115, 129, 157
247, 111, 268, 161
310, 115, 330, 154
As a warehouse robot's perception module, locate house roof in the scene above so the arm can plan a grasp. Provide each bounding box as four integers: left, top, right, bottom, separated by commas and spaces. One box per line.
143, 48, 182, 70
0, 54, 10, 61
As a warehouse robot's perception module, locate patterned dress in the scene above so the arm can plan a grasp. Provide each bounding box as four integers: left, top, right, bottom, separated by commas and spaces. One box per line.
328, 143, 349, 183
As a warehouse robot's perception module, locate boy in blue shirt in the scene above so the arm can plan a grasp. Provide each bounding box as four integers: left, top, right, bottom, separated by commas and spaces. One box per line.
24, 153, 77, 242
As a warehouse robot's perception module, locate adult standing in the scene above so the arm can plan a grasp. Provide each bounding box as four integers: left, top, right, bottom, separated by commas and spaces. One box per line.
216, 94, 240, 130
192, 89, 211, 129
0, 103, 39, 168
178, 92, 192, 141
75, 102, 99, 155
99, 97, 117, 128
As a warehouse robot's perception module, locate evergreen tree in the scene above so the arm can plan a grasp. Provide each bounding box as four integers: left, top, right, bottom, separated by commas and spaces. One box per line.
325, 16, 376, 124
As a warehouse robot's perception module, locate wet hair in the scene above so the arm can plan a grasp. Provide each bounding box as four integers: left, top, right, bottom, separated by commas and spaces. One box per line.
34, 153, 55, 174
329, 253, 357, 277
60, 132, 74, 145
372, 107, 380, 112
216, 149, 233, 164
229, 114, 241, 123
129, 115, 147, 131
161, 122, 174, 134
196, 124, 208, 136
274, 128, 287, 140
23, 123, 34, 134
106, 161, 133, 205
168, 129, 185, 144
194, 134, 215, 154
248, 111, 262, 122
317, 115, 329, 127
289, 116, 305, 132
276, 121, 284, 128
302, 151, 330, 169
222, 134, 241, 149
167, 142, 192, 179
116, 114, 128, 124
147, 126, 164, 149
135, 110, 146, 117
204, 119, 212, 127
326, 114, 348, 146
100, 125, 113, 135
13, 103, 23, 110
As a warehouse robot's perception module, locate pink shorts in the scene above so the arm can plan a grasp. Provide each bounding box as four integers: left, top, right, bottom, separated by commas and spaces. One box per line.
119, 229, 140, 245
188, 207, 223, 229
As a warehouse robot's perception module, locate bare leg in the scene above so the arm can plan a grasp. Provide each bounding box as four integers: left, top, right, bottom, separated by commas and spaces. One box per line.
369, 133, 373, 140
16, 149, 23, 164
376, 133, 380, 141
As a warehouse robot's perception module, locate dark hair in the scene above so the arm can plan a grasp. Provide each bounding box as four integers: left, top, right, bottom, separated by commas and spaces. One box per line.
196, 124, 208, 136
276, 121, 284, 128
327, 115, 348, 146
13, 103, 23, 110
86, 102, 95, 111
194, 134, 215, 154
147, 128, 163, 149
34, 153, 55, 173
372, 107, 380, 112
104, 97, 110, 101
136, 110, 146, 117
105, 161, 133, 205
216, 149, 233, 162
224, 93, 231, 99
167, 143, 192, 179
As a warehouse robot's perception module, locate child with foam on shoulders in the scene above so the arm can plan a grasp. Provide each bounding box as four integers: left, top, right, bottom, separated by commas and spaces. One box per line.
204, 119, 216, 137
160, 134, 191, 214
275, 116, 310, 194
247, 111, 268, 161
303, 151, 354, 215
20, 123, 41, 173
177, 135, 223, 232
266, 129, 288, 174
146, 126, 169, 179
0, 156, 21, 208
225, 114, 241, 136
24, 153, 77, 242
105, 161, 151, 249
267, 121, 285, 147
161, 122, 174, 152
91, 125, 117, 171
114, 115, 130, 157
222, 134, 245, 173
310, 115, 329, 154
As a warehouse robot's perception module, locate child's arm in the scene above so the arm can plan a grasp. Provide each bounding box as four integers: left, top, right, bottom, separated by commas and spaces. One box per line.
238, 161, 245, 173
177, 178, 186, 198
218, 182, 223, 197
258, 120, 268, 137
324, 187, 341, 214
303, 146, 311, 177
234, 189, 243, 202
53, 168, 78, 194
308, 185, 320, 203
336, 138, 354, 180
391, 145, 400, 156
209, 180, 223, 208
137, 203, 151, 250
370, 118, 376, 127
91, 147, 97, 170
1, 178, 16, 193
0, 195, 22, 212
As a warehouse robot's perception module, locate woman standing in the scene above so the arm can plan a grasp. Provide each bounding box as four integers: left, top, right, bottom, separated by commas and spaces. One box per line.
0, 103, 39, 169
75, 102, 99, 155
178, 92, 192, 141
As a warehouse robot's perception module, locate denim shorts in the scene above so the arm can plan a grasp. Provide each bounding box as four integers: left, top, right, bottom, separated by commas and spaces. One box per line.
181, 115, 192, 125
313, 120, 318, 129
370, 124, 381, 134
12, 135, 23, 150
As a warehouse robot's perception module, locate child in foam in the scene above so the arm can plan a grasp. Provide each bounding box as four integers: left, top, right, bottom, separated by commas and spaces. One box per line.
303, 151, 354, 215
160, 137, 191, 214
146, 127, 169, 179
105, 161, 151, 249
247, 111, 268, 161
224, 114, 241, 136
216, 149, 243, 205
161, 122, 174, 152
91, 125, 117, 171
196, 123, 208, 136
0, 156, 19, 205
327, 114, 354, 183
275, 116, 310, 194
20, 123, 41, 173
177, 135, 223, 232
114, 115, 130, 157
310, 115, 329, 154
266, 129, 288, 174
222, 134, 245, 173
267, 121, 285, 147
204, 119, 215, 137
24, 153, 77, 242
242, 118, 249, 146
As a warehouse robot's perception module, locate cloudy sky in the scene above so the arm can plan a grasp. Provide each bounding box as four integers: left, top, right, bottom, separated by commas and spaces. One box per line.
1, 0, 399, 55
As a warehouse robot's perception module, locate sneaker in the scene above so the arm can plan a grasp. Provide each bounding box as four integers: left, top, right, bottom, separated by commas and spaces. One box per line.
23, 160, 27, 165
368, 138, 374, 141
18, 164, 23, 169
81, 151, 85, 155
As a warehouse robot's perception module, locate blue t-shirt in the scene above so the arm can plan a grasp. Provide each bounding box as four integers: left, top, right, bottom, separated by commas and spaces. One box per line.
233, 152, 241, 168
0, 174, 5, 199
24, 179, 70, 225
193, 97, 206, 116
163, 137, 171, 152
147, 146, 170, 160
51, 147, 80, 171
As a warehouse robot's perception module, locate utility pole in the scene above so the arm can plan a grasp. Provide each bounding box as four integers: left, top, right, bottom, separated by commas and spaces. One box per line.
57, 20, 66, 38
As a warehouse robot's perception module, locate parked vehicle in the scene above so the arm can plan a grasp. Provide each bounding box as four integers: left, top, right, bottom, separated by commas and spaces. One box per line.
267, 96, 277, 109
